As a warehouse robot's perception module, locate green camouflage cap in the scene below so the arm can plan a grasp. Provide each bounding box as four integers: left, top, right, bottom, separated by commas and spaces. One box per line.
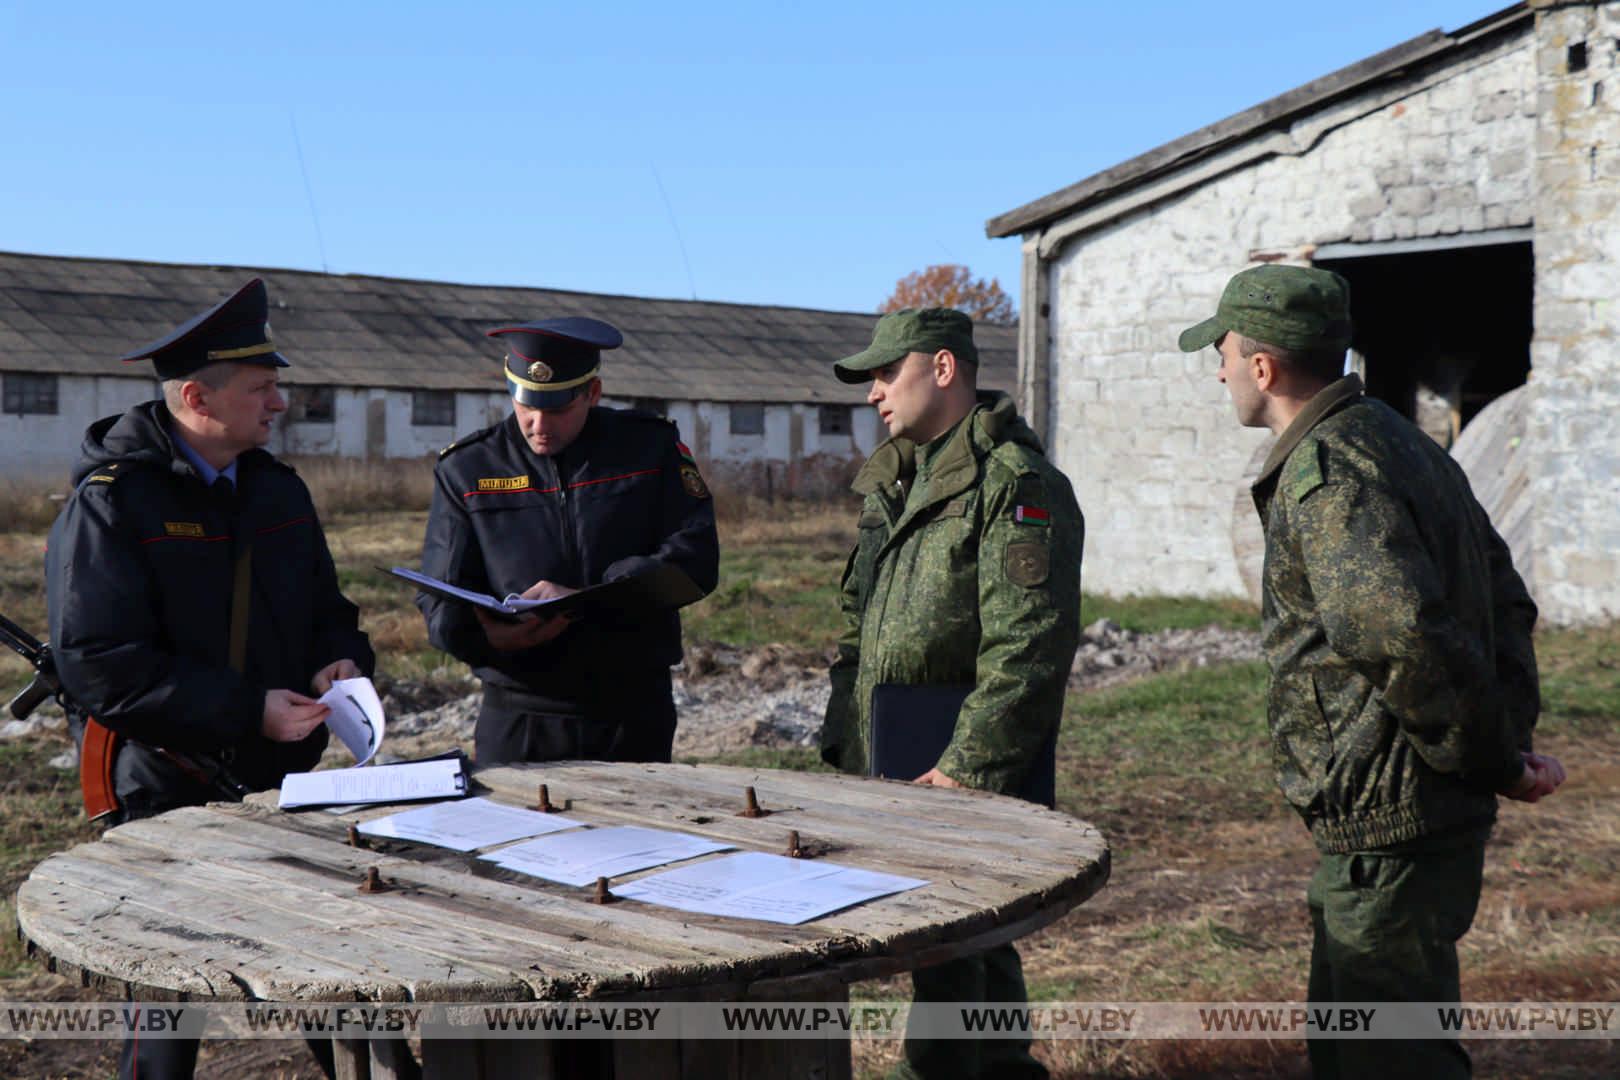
834, 307, 979, 384
1177, 265, 1352, 353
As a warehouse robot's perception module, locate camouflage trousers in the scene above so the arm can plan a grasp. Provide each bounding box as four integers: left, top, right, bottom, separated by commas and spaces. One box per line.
1306, 823, 1491, 1080
890, 943, 1047, 1080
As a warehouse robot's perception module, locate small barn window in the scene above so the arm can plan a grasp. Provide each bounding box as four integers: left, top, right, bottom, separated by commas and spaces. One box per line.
730, 403, 765, 436
2, 372, 58, 416
819, 405, 852, 436
412, 390, 456, 427
288, 384, 335, 423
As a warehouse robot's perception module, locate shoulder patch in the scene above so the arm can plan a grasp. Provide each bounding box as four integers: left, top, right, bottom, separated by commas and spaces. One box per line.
1286, 440, 1328, 503
680, 462, 710, 500
1005, 540, 1050, 587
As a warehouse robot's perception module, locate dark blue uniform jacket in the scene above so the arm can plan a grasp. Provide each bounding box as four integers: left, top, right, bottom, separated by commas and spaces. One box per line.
418, 408, 718, 707
45, 401, 374, 792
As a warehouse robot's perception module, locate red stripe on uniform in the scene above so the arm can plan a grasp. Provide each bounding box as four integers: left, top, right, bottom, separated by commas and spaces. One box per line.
257, 516, 312, 536
566, 468, 660, 490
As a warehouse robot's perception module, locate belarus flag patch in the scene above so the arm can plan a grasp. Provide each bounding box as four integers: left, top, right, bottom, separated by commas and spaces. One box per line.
1014, 505, 1050, 526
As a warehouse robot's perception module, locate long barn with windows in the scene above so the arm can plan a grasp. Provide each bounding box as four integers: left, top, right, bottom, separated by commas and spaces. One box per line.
0, 252, 1014, 494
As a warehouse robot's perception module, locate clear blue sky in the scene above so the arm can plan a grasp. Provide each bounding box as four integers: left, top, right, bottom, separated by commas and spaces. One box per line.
1, 1, 1499, 314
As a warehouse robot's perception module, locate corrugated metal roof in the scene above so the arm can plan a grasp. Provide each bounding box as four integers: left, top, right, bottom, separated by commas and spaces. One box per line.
0, 251, 1016, 403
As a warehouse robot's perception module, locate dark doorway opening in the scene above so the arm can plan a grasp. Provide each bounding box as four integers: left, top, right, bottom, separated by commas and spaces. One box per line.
1316, 241, 1532, 447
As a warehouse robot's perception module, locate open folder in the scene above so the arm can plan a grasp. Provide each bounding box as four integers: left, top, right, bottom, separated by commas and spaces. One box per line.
278, 751, 470, 810
385, 564, 705, 623
868, 683, 1058, 808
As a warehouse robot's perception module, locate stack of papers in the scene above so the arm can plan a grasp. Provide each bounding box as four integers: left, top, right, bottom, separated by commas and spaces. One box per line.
615, 851, 928, 925
357, 797, 585, 852
480, 826, 733, 886
278, 756, 468, 809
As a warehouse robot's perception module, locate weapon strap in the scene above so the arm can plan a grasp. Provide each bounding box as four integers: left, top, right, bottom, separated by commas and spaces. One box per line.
228, 543, 253, 674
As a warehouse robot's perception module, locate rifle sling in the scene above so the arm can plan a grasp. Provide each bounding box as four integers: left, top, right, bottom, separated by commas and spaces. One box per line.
228, 542, 253, 674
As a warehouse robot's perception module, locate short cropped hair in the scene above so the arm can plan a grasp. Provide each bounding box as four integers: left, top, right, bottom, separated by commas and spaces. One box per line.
162, 361, 237, 413
1236, 334, 1345, 386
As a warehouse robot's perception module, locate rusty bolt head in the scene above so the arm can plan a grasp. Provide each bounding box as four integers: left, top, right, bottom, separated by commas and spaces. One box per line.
785, 829, 804, 858
358, 866, 390, 894
534, 783, 556, 813
591, 876, 617, 904
347, 824, 363, 848
739, 785, 769, 818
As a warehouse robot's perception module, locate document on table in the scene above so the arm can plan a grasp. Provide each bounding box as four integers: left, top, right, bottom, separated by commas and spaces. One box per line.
357, 797, 585, 852
614, 851, 929, 925
320, 676, 385, 765
278, 757, 468, 809
481, 825, 733, 886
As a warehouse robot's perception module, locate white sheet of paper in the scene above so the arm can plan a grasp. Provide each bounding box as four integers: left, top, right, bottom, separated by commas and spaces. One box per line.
357, 797, 584, 852
614, 851, 928, 925
278, 758, 466, 809
481, 825, 732, 886
319, 676, 386, 764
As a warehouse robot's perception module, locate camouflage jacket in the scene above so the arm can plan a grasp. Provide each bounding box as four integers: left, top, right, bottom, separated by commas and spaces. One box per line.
1254, 375, 1539, 853
820, 392, 1082, 794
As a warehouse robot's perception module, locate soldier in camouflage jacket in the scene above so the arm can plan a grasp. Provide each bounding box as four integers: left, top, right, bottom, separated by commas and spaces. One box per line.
1181, 265, 1564, 1080
822, 308, 1081, 1080
819, 390, 1082, 792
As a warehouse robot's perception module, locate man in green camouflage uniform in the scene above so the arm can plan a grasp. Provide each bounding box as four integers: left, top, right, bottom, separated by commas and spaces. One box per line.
1180, 265, 1566, 1079
821, 308, 1082, 1080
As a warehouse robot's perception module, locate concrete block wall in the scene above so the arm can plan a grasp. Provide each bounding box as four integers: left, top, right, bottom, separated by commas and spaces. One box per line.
1527, 0, 1620, 623
0, 375, 156, 479
1047, 31, 1535, 597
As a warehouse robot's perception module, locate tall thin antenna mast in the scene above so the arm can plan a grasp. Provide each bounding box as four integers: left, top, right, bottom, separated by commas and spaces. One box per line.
289, 110, 331, 274
651, 164, 698, 301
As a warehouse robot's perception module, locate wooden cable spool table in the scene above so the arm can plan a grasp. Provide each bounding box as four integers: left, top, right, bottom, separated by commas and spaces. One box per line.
16, 761, 1110, 1079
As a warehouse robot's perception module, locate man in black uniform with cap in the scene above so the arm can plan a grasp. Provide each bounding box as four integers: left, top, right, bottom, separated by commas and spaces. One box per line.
418, 317, 719, 765
46, 278, 373, 1080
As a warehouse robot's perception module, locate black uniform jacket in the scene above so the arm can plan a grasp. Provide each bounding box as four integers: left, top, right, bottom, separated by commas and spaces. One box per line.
45, 401, 374, 791
419, 407, 719, 707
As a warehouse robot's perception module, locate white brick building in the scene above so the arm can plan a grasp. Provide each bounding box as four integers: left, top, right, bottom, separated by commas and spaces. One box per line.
987, 1, 1619, 624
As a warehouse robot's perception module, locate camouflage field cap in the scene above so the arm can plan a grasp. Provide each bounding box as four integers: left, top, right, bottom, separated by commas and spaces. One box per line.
834, 307, 979, 384
1177, 265, 1352, 353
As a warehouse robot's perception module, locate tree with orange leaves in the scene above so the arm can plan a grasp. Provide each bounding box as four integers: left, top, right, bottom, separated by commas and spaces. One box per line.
880, 264, 1016, 326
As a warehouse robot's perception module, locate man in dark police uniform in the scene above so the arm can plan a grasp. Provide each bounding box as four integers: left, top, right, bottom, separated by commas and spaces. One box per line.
418, 317, 719, 765
46, 278, 373, 1080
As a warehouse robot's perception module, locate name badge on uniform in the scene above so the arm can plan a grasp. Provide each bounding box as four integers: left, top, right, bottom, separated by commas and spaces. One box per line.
163, 521, 206, 538
476, 476, 530, 492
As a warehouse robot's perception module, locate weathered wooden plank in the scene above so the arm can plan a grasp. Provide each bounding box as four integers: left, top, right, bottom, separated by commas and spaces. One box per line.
23, 764, 1109, 1013
87, 812, 835, 997
333, 1036, 370, 1080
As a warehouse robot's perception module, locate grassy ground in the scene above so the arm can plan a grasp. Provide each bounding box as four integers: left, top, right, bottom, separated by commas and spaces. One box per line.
2, 483, 1616, 1078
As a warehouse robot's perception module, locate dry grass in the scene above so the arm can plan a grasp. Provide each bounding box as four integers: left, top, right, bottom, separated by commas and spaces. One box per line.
2, 494, 1617, 1079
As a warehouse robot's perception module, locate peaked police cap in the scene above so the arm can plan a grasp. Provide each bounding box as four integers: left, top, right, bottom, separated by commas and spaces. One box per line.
118, 278, 289, 380
488, 317, 623, 408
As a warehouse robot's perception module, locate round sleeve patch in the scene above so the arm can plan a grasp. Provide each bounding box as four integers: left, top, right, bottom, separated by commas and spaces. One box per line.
1006, 540, 1049, 587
